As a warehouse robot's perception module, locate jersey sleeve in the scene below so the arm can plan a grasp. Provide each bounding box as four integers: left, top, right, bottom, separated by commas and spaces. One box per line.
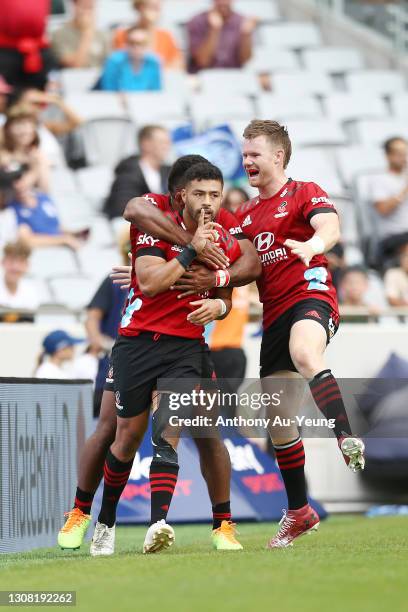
217, 208, 246, 240
300, 183, 337, 223
219, 228, 242, 264
142, 193, 168, 210
134, 231, 167, 259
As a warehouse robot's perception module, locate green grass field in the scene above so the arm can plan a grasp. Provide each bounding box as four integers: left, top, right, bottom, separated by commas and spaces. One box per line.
1, 516, 407, 612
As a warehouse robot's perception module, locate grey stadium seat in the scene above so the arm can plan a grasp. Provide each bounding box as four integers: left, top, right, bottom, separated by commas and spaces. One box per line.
235, 0, 280, 21
190, 94, 254, 130
336, 145, 386, 187
49, 276, 101, 310
77, 245, 121, 280
302, 47, 364, 74
345, 70, 406, 97
60, 68, 100, 94
126, 92, 187, 125
259, 22, 322, 49
390, 93, 408, 118
75, 166, 114, 212
257, 93, 323, 121
246, 49, 300, 74
87, 216, 114, 247
80, 118, 137, 167
286, 148, 345, 198
354, 119, 408, 146
323, 93, 389, 122
96, 0, 134, 29
65, 92, 127, 121
198, 69, 260, 96
29, 247, 79, 280
160, 1, 208, 25
286, 119, 347, 147
271, 71, 333, 97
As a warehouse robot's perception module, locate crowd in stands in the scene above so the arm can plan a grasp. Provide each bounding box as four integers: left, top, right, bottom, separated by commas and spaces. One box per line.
0, 0, 408, 328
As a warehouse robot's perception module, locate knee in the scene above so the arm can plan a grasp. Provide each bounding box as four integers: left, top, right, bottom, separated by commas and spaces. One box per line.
290, 345, 319, 378
95, 419, 116, 448
115, 423, 143, 457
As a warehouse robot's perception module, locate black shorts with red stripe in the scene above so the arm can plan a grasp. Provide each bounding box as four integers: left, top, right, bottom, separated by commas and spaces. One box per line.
260, 298, 339, 377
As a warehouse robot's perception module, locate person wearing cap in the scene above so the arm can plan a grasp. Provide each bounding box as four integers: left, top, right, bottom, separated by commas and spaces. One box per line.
35, 329, 85, 379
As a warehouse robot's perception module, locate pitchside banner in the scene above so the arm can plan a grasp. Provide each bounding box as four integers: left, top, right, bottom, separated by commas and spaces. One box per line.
0, 378, 94, 554
93, 425, 327, 524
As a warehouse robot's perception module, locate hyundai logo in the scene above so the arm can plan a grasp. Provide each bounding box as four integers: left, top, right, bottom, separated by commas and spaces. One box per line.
254, 232, 275, 252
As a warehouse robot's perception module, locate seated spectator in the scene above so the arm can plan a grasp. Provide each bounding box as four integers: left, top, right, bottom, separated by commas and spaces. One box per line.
187, 0, 256, 73
85, 228, 129, 415
0, 111, 50, 191
6, 88, 83, 167
52, 0, 110, 69
104, 124, 171, 219
384, 242, 408, 307
339, 266, 386, 318
0, 165, 27, 253
223, 186, 249, 214
369, 137, 408, 264
0, 240, 40, 311
7, 164, 81, 250
99, 26, 162, 92
113, 0, 183, 70
35, 329, 99, 380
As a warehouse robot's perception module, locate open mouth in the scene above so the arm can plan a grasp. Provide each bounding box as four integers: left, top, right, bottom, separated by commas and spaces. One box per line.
247, 168, 260, 178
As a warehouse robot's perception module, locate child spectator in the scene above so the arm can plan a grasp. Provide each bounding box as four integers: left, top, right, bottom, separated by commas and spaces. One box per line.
0, 240, 40, 310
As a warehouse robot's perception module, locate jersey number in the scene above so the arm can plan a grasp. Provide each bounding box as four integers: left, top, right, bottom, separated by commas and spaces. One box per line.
121, 289, 142, 327
304, 267, 329, 291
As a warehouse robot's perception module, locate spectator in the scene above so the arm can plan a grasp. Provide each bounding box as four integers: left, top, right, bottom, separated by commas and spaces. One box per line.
187, 0, 256, 73
7, 163, 81, 250
0, 240, 40, 310
0, 0, 56, 89
99, 26, 162, 92
339, 266, 386, 317
223, 186, 249, 214
113, 0, 183, 70
104, 124, 171, 219
384, 242, 408, 307
52, 0, 110, 69
0, 165, 26, 253
85, 228, 129, 416
35, 329, 91, 379
326, 242, 346, 291
0, 76, 13, 118
369, 137, 408, 263
7, 88, 83, 166
0, 111, 50, 191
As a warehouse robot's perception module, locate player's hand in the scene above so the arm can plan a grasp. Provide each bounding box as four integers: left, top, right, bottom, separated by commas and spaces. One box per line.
110, 256, 132, 290
190, 209, 221, 254
208, 10, 224, 29
284, 239, 315, 267
187, 299, 223, 325
196, 240, 229, 270
171, 264, 216, 298
241, 16, 258, 35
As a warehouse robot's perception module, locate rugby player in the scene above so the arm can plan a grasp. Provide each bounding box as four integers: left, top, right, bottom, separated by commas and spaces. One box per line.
91, 163, 244, 556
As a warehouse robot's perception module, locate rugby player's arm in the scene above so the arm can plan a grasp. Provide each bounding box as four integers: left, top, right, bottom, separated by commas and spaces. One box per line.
123, 197, 228, 269
136, 253, 194, 298
310, 211, 341, 250
188, 288, 233, 326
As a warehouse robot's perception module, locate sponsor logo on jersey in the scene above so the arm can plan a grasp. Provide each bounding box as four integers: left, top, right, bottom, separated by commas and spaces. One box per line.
106, 365, 114, 383
254, 232, 275, 252
143, 194, 158, 206
137, 233, 160, 247
311, 197, 334, 206
304, 310, 322, 320
274, 201, 289, 218
115, 391, 123, 410
260, 247, 288, 265
280, 188, 288, 198
229, 225, 243, 235
242, 215, 252, 227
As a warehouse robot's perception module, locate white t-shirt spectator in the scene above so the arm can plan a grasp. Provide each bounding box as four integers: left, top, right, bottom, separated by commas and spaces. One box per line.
369, 172, 408, 240
0, 209, 18, 254
35, 354, 98, 381
384, 268, 408, 304
0, 273, 40, 310
35, 361, 69, 379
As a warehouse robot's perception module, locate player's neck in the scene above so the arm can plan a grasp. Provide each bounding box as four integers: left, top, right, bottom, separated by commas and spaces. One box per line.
258, 174, 288, 199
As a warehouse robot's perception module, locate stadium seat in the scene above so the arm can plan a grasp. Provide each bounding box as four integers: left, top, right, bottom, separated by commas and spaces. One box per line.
190, 94, 254, 130
235, 0, 280, 21
259, 22, 322, 49
75, 166, 114, 212
65, 92, 127, 121
286, 148, 345, 197
162, 69, 191, 99
334, 198, 360, 246
87, 216, 114, 247
336, 145, 386, 187
271, 71, 333, 97
77, 245, 120, 280
198, 69, 260, 96
126, 92, 187, 125
285, 119, 347, 147
80, 118, 137, 167
96, 0, 134, 29
49, 276, 100, 310
246, 49, 300, 74
345, 70, 407, 97
29, 247, 80, 280
160, 1, 208, 25
323, 93, 389, 122
257, 93, 323, 120
111, 217, 130, 241
390, 92, 408, 118
353, 172, 383, 261
49, 167, 78, 196
302, 47, 365, 74
60, 68, 100, 93
354, 119, 408, 145
228, 119, 252, 142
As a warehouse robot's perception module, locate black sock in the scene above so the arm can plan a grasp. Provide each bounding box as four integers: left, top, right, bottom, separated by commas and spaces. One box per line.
149, 463, 179, 525
73, 487, 94, 515
98, 449, 133, 528
309, 369, 352, 440
212, 501, 231, 530
274, 437, 307, 510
